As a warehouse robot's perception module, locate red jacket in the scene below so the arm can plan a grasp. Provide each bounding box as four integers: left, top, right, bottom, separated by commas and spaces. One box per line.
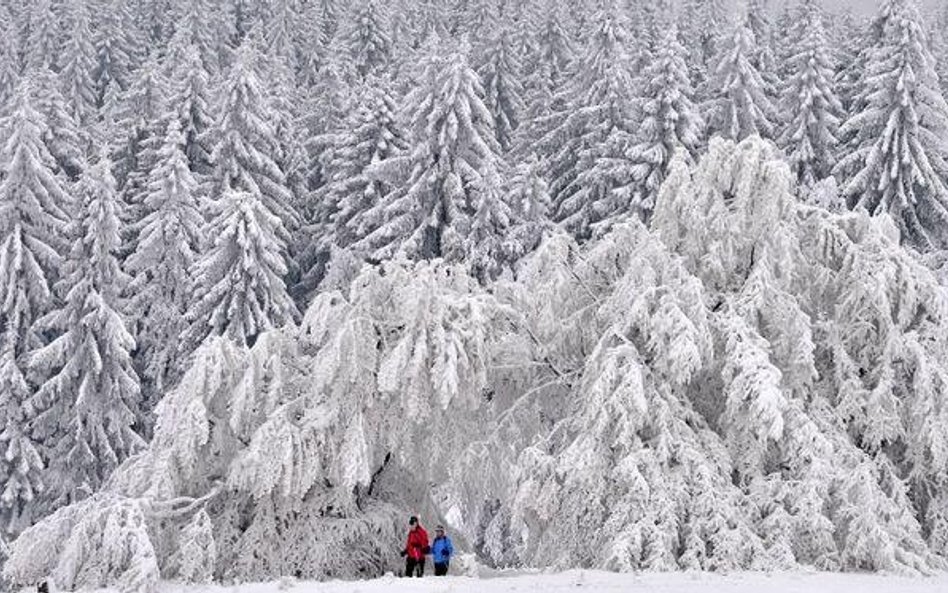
405, 525, 429, 560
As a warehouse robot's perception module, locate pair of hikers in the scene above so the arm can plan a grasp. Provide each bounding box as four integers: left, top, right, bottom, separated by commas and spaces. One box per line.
400, 516, 454, 577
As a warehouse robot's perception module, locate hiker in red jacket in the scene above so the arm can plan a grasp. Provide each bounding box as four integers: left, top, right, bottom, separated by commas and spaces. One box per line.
400, 516, 429, 577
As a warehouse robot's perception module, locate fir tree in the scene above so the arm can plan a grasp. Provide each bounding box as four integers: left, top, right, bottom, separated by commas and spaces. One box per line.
124, 120, 203, 402
777, 0, 843, 186
0, 89, 70, 535
166, 40, 215, 179
704, 24, 777, 141
345, 0, 392, 79
478, 24, 526, 152
627, 25, 704, 218
59, 0, 98, 129
30, 156, 144, 505
356, 47, 511, 274
210, 43, 298, 231
184, 189, 297, 349
833, 0, 948, 249
23, 0, 60, 73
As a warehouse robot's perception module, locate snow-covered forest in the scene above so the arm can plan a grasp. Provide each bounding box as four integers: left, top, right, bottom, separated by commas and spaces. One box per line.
3, 0, 948, 589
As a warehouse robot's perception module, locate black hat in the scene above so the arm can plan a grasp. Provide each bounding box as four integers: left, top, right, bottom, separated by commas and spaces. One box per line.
409, 516, 418, 525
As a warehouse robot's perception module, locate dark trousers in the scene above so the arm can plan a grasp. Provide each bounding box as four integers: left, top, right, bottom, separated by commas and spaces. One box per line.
434, 561, 449, 576
405, 556, 425, 577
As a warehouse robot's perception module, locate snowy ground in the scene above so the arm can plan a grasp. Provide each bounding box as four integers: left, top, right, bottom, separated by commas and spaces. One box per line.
171, 569, 948, 593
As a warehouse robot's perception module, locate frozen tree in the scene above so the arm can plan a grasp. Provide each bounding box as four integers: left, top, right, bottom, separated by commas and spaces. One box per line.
477, 24, 525, 152
345, 0, 392, 79
59, 0, 98, 128
30, 156, 144, 506
29, 69, 85, 182
833, 0, 948, 249
125, 120, 203, 402
23, 0, 60, 73
536, 8, 640, 238
210, 43, 298, 230
0, 11, 18, 108
679, 0, 732, 92
356, 47, 513, 276
312, 75, 406, 255
627, 26, 704, 217
93, 0, 140, 100
184, 189, 297, 349
777, 0, 843, 186
0, 89, 71, 535
166, 40, 215, 179
704, 23, 777, 141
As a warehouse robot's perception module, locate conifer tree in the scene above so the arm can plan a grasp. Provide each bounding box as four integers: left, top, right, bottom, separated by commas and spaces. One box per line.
356, 47, 511, 272
0, 89, 70, 534
125, 120, 204, 401
93, 0, 139, 101
627, 26, 704, 217
23, 0, 60, 73
29, 69, 85, 182
210, 43, 298, 230
536, 8, 640, 238
777, 0, 842, 186
166, 41, 215, 179
346, 0, 392, 79
704, 24, 777, 141
30, 157, 144, 505
478, 24, 526, 152
833, 0, 948, 249
59, 0, 98, 128
184, 189, 297, 349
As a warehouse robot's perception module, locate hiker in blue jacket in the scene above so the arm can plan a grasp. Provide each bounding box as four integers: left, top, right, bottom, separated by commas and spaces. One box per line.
431, 525, 454, 576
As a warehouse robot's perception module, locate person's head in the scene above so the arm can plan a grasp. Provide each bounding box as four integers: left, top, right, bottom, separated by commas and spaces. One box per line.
409, 515, 418, 529
435, 524, 445, 537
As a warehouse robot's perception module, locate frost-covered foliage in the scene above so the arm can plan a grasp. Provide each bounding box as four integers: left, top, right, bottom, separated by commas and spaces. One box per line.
8, 0, 948, 584
833, 0, 948, 249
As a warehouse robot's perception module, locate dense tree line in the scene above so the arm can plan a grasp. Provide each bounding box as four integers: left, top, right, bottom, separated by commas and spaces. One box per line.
2, 0, 948, 588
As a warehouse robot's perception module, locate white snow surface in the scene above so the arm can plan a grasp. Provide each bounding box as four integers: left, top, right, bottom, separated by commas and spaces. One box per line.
162, 570, 948, 593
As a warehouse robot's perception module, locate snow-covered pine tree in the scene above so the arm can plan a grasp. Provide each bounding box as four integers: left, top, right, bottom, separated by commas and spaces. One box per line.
170, 0, 220, 75
704, 22, 777, 141
209, 42, 298, 231
777, 0, 843, 187
0, 87, 71, 536
535, 6, 640, 239
0, 9, 18, 109
124, 119, 203, 407
313, 75, 406, 253
93, 0, 140, 101
165, 38, 215, 180
626, 25, 704, 218
23, 0, 60, 73
356, 46, 514, 278
30, 156, 144, 507
833, 0, 948, 249
345, 0, 392, 80
184, 188, 297, 349
678, 0, 732, 95
265, 0, 301, 71
59, 0, 98, 129
477, 23, 526, 152
28, 68, 85, 182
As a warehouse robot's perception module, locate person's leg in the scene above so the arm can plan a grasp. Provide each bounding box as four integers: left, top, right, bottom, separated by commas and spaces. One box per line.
434, 562, 448, 576
416, 559, 425, 577
405, 557, 416, 577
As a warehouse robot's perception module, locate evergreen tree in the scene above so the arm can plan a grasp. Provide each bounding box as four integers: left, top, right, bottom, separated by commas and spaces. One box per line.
345, 0, 392, 79
93, 0, 139, 101
704, 24, 777, 141
184, 189, 297, 349
124, 120, 203, 402
166, 41, 215, 179
356, 47, 512, 274
210, 43, 298, 230
0, 10, 19, 109
536, 8, 640, 239
30, 156, 144, 506
777, 0, 843, 187
478, 24, 525, 152
23, 0, 60, 73
833, 0, 948, 249
679, 0, 731, 93
59, 0, 98, 129
29, 69, 85, 182
0, 89, 70, 535
627, 25, 704, 218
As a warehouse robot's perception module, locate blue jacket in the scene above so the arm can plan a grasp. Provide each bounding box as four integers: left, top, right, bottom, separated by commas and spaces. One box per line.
431, 535, 454, 563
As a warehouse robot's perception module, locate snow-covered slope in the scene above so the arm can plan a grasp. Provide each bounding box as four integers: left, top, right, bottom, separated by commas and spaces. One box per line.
176, 570, 948, 593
